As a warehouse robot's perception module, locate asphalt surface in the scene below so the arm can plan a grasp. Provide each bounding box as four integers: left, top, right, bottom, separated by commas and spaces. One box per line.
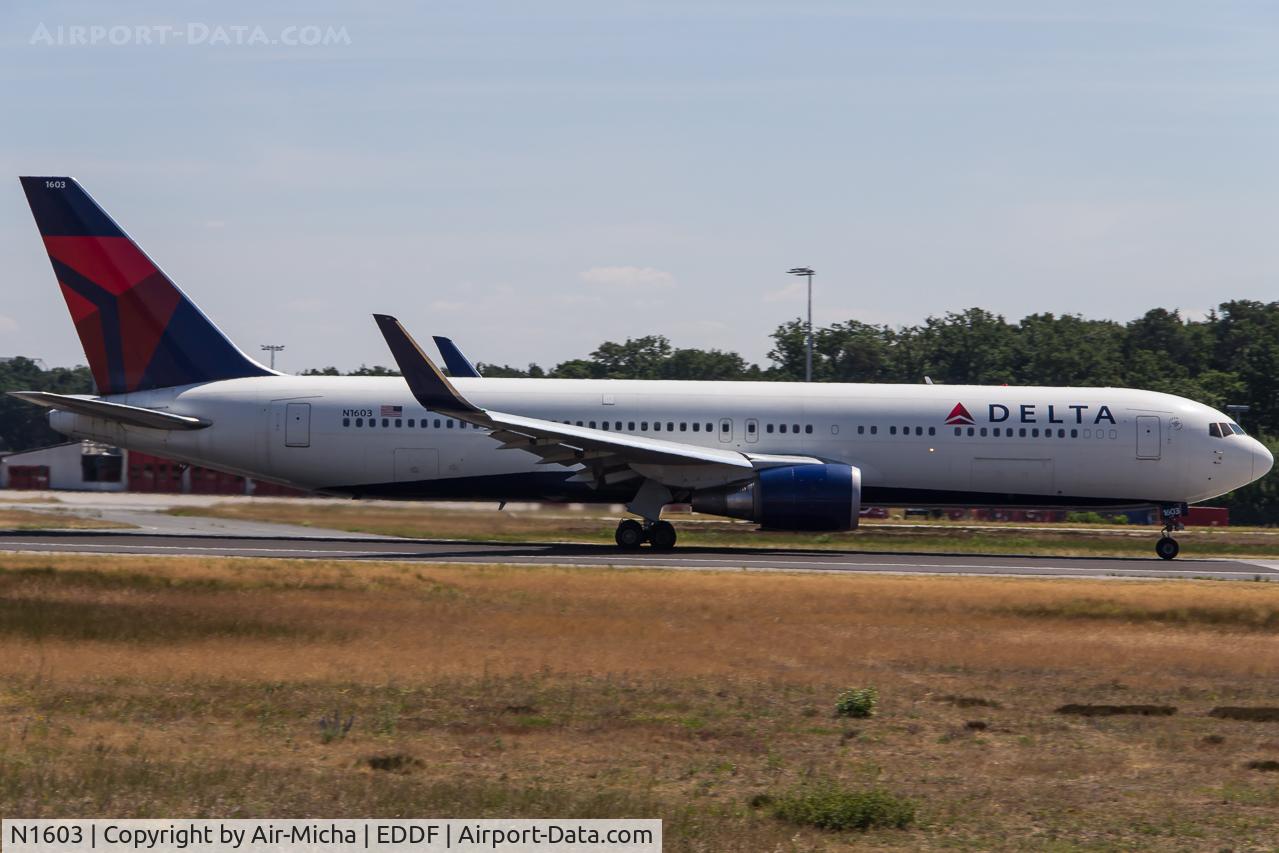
3, 530, 1277, 580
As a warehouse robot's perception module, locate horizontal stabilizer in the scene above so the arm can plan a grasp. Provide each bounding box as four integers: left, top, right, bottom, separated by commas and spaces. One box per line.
7, 391, 210, 430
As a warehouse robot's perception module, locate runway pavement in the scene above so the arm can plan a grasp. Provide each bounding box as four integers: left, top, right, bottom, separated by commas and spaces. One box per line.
3, 529, 1278, 580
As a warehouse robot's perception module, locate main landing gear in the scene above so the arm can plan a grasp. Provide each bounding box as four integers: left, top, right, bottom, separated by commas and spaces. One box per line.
615, 518, 677, 551
1155, 503, 1187, 560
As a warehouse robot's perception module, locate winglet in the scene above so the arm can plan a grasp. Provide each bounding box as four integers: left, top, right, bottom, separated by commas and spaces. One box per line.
373, 315, 482, 413
432, 335, 482, 378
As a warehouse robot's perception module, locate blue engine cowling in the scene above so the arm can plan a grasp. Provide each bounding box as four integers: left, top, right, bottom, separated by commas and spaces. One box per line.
691, 463, 862, 531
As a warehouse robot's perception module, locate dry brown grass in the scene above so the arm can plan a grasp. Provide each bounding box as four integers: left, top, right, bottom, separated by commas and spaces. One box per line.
3, 554, 1279, 849
0, 508, 132, 530
170, 500, 1279, 557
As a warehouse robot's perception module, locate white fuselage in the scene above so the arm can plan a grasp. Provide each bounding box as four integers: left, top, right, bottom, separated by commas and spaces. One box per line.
50, 376, 1271, 508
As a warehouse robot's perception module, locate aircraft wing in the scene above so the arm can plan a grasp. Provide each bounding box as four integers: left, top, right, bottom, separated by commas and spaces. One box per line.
375, 314, 798, 489
7, 391, 211, 430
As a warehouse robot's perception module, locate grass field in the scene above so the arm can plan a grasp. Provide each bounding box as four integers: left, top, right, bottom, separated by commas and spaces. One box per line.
3, 553, 1279, 850
169, 500, 1279, 558
0, 508, 132, 530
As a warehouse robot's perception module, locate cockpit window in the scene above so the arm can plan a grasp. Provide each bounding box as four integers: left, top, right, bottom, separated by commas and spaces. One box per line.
1229, 422, 1247, 436
1209, 423, 1223, 438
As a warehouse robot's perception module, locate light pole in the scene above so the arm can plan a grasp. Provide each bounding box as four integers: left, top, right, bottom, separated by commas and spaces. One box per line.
260, 344, 285, 370
1225, 404, 1251, 428
787, 267, 815, 381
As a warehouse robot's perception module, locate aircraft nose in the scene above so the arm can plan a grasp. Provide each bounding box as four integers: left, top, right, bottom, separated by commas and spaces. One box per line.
1253, 438, 1275, 480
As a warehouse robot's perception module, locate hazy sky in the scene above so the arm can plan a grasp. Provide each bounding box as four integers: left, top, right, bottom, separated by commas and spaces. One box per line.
2, 1, 1277, 373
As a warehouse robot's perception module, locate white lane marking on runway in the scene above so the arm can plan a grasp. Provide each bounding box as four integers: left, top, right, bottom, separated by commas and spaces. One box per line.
2, 541, 1271, 577
1, 541, 377, 557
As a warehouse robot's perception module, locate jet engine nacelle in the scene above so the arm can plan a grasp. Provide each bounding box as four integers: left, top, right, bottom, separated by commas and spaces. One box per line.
691, 463, 862, 531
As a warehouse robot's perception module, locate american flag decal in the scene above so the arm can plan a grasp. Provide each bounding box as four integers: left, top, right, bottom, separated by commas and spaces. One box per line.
381, 405, 403, 417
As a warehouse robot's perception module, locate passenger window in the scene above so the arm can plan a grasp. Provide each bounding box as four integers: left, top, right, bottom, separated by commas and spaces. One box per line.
791, 424, 798, 434
1057, 429, 1065, 438
602, 421, 610, 430
991, 427, 1000, 437
368, 419, 376, 428
767, 424, 774, 433
654, 422, 661, 431
1070, 429, 1078, 438
628, 421, 635, 431
870, 425, 878, 435
722, 422, 731, 433
343, 417, 350, 427
747, 422, 755, 434
395, 419, 402, 428
928, 427, 935, 436
1031, 428, 1039, 437
1108, 429, 1118, 439
831, 424, 839, 435
1018, 428, 1026, 437
706, 422, 714, 432
966, 427, 975, 437
781, 424, 789, 434
576, 420, 584, 426
857, 425, 865, 435
954, 427, 961, 436
680, 423, 687, 432
616, 421, 623, 430
589, 421, 597, 428
692, 423, 700, 432
640, 421, 647, 430
354, 417, 362, 427
382, 418, 389, 427
806, 425, 813, 434
980, 427, 987, 437
408, 418, 415, 427
889, 426, 896, 435
667, 422, 675, 431
447, 420, 454, 428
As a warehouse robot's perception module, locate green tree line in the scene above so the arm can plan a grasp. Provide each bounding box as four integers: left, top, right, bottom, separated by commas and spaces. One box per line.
4, 301, 1276, 520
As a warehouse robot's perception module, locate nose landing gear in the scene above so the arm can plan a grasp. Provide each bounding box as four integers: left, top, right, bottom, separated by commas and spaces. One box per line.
1155, 536, 1180, 561
613, 518, 678, 551
1155, 503, 1188, 560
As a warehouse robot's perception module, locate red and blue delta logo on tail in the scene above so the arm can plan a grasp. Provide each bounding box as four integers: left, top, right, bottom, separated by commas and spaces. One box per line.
19, 176, 271, 397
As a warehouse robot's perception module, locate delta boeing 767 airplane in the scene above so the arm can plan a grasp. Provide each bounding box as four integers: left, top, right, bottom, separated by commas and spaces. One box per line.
12, 177, 1274, 559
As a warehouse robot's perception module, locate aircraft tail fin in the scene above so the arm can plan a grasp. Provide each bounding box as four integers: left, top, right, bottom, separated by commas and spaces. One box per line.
19, 176, 272, 396
432, 335, 482, 378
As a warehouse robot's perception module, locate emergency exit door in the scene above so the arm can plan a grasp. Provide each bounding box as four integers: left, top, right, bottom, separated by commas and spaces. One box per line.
1136, 415, 1160, 459
285, 402, 311, 447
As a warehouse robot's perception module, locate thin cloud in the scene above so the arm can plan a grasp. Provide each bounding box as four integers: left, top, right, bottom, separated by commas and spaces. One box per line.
764, 281, 806, 303
579, 266, 675, 289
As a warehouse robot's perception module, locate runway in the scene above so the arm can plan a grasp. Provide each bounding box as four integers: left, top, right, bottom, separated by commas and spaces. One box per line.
3, 530, 1278, 580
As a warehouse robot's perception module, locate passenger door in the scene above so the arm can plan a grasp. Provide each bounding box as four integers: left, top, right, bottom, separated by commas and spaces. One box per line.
1136, 416, 1160, 460
284, 402, 311, 447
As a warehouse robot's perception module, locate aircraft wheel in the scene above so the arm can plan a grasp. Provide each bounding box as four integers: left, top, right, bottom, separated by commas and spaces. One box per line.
1155, 537, 1179, 561
649, 520, 677, 551
615, 519, 645, 550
